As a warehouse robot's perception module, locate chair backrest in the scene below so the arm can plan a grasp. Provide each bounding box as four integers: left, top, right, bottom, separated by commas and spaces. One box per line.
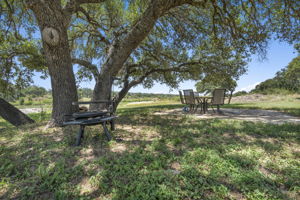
194, 92, 200, 97
212, 89, 226, 105
183, 89, 195, 105
179, 91, 185, 104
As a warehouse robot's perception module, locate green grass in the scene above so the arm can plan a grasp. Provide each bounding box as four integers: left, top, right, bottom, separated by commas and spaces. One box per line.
225, 94, 300, 116
0, 103, 299, 199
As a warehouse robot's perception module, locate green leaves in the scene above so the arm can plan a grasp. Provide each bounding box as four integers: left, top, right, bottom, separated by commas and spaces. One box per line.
253, 56, 300, 93
0, 33, 46, 98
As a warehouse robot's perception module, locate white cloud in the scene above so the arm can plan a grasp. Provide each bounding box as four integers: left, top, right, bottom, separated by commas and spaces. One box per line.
237, 82, 261, 92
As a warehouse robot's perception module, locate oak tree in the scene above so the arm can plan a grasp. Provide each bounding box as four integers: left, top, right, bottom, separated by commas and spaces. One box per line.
1, 0, 299, 126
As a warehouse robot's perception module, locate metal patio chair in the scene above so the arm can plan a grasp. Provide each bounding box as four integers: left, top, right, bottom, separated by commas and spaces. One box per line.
183, 89, 203, 113
207, 88, 226, 113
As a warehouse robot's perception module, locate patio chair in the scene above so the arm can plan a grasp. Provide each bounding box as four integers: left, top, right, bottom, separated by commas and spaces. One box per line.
207, 88, 226, 113
179, 91, 185, 104
183, 90, 202, 113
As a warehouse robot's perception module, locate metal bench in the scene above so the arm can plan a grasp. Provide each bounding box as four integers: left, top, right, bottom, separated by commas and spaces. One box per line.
63, 100, 117, 146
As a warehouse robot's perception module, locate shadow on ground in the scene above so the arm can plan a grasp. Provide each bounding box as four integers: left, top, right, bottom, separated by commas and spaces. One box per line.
0, 104, 299, 199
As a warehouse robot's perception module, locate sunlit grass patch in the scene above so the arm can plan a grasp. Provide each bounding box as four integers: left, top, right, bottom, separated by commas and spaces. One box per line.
226, 94, 300, 116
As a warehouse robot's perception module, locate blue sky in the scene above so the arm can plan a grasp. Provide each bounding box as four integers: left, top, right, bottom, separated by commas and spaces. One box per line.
33, 40, 297, 94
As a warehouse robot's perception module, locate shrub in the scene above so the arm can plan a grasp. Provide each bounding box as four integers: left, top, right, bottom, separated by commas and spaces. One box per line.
25, 101, 33, 105
42, 98, 52, 104
19, 98, 25, 105
234, 91, 248, 96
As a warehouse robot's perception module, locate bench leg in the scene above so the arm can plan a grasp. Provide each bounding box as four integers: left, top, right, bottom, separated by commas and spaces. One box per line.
102, 122, 111, 141
76, 125, 85, 146
110, 119, 115, 131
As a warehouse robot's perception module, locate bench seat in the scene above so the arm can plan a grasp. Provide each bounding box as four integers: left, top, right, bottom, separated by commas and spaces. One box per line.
63, 115, 117, 146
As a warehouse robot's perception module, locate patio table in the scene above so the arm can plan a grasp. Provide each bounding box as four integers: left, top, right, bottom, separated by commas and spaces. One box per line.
195, 96, 212, 114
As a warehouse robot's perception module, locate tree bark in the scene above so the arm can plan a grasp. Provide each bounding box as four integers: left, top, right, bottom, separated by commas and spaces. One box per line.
92, 0, 190, 105
0, 98, 35, 126
26, 0, 78, 126
90, 72, 113, 110
114, 84, 132, 108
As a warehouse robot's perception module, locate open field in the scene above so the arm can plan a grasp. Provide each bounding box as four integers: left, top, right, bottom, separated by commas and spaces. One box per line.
7, 93, 300, 115
0, 97, 300, 200
226, 94, 300, 117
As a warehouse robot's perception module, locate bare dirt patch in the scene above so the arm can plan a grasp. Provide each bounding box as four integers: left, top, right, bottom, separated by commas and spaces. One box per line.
127, 101, 154, 105
231, 94, 268, 103
20, 108, 48, 114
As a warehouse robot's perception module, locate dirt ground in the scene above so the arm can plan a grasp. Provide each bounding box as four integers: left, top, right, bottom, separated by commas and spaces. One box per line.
154, 108, 300, 124
20, 108, 45, 114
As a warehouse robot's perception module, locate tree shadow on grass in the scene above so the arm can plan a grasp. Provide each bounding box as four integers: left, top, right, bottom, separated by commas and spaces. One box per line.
1, 105, 299, 199
99, 112, 299, 199
0, 123, 94, 199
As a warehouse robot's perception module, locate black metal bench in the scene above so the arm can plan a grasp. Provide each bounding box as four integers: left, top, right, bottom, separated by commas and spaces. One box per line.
63, 114, 117, 146
63, 100, 117, 146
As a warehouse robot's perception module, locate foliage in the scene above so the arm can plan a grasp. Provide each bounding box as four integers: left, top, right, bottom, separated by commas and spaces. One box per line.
252, 56, 300, 94
1, 0, 300, 119
234, 91, 248, 96
77, 88, 93, 99
3, 1, 300, 90
196, 77, 238, 95
0, 33, 47, 98
22, 86, 48, 98
18, 98, 24, 105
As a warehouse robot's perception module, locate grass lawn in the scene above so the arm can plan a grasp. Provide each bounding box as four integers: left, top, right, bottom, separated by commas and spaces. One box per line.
0, 102, 299, 200
225, 94, 300, 117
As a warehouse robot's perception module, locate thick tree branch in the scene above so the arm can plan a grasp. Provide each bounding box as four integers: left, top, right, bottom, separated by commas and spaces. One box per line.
63, 0, 108, 27
102, 0, 206, 76
115, 61, 200, 106
71, 58, 99, 79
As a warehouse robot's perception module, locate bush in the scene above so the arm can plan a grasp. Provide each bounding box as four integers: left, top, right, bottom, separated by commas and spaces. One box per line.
234, 91, 248, 96
19, 98, 25, 105
25, 101, 33, 105
42, 98, 52, 104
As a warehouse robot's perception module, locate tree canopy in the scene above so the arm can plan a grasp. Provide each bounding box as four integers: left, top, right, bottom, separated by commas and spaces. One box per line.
0, 31, 46, 98
1, 0, 300, 124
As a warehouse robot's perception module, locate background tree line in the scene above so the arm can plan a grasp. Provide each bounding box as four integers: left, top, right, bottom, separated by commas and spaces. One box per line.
252, 55, 300, 94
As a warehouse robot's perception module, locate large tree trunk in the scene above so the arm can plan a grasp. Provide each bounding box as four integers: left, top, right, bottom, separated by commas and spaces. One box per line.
0, 98, 34, 126
27, 0, 78, 126
92, 1, 188, 106
90, 72, 113, 110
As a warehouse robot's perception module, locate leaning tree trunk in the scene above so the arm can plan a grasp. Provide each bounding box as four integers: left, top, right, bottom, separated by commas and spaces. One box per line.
228, 90, 234, 104
0, 98, 34, 126
91, 1, 188, 109
114, 86, 130, 109
27, 0, 78, 126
